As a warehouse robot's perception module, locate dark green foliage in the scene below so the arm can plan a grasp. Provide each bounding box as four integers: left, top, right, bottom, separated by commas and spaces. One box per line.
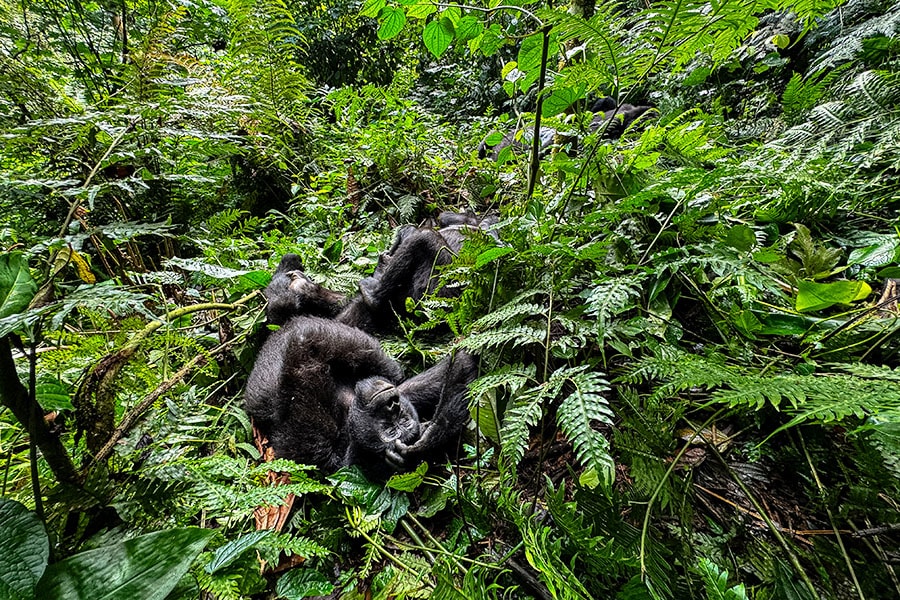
3, 0, 900, 598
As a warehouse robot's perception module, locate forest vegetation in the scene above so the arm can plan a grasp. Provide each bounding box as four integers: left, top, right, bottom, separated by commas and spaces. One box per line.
1, 0, 900, 598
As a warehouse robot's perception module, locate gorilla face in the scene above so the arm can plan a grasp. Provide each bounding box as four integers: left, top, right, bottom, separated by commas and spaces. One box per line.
245, 315, 477, 476
351, 377, 422, 469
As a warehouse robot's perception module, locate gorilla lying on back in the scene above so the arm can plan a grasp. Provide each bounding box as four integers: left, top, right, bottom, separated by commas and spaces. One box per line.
265, 212, 498, 332
245, 316, 476, 474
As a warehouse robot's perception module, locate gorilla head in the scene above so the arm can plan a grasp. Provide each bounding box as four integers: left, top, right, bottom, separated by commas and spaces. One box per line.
245, 316, 477, 476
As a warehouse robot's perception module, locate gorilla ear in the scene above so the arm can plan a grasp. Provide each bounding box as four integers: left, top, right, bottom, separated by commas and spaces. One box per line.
275, 253, 304, 274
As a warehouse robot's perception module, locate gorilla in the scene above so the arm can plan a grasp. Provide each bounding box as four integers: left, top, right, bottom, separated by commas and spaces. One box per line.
477, 98, 655, 161
244, 316, 476, 474
589, 101, 656, 139
264, 212, 498, 332
477, 127, 574, 161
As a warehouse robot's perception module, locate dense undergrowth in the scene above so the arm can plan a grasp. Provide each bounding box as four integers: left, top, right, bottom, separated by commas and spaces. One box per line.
1, 0, 899, 598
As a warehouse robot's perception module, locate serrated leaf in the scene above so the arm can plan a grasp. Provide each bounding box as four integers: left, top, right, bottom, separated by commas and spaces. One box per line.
36, 528, 213, 600
795, 279, 872, 312
377, 7, 406, 40
165, 257, 250, 279
205, 530, 271, 574
0, 498, 49, 600
0, 253, 37, 320
423, 17, 454, 58
385, 462, 428, 491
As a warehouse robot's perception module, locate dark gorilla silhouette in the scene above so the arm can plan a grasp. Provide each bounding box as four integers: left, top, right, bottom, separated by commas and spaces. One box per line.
477, 98, 655, 161
477, 127, 571, 161
245, 316, 477, 475
589, 101, 656, 139
264, 212, 498, 332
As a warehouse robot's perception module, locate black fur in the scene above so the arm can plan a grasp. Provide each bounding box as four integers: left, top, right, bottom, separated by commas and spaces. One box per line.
244, 316, 477, 474
264, 213, 497, 332
477, 98, 655, 161
477, 127, 571, 161
589, 102, 655, 139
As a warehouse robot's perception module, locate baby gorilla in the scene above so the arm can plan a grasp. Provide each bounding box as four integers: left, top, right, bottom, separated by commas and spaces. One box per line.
244, 316, 476, 474
264, 212, 497, 332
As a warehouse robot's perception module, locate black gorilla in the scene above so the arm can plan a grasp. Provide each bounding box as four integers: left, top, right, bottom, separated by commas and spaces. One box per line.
265, 212, 498, 332
589, 101, 655, 139
245, 316, 476, 474
477, 127, 572, 161
477, 98, 655, 161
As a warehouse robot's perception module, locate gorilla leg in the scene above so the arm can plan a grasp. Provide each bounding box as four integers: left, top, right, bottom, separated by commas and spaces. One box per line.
356, 228, 456, 314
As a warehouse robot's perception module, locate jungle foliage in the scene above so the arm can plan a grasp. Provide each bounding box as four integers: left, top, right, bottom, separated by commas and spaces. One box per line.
1, 0, 900, 598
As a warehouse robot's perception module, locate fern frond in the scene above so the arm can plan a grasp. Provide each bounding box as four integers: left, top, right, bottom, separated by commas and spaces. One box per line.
520, 522, 594, 600
499, 387, 544, 467
811, 8, 900, 70
468, 363, 536, 399
554, 367, 615, 486
832, 363, 900, 381
470, 290, 548, 330
621, 347, 736, 402
459, 324, 545, 353
583, 275, 644, 328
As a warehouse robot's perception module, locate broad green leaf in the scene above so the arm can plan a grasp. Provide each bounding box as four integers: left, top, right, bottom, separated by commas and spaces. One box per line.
724, 224, 756, 251
406, 1, 435, 19
455, 16, 483, 41
795, 279, 872, 312
0, 253, 37, 319
0, 498, 49, 600
771, 34, 790, 49
542, 85, 585, 117
479, 23, 505, 56
36, 528, 213, 600
205, 530, 271, 574
35, 381, 73, 411
848, 238, 899, 267
579, 468, 600, 489
517, 32, 544, 73
440, 5, 460, 24
359, 0, 386, 18
423, 17, 454, 58
276, 569, 334, 599
385, 462, 428, 491
377, 7, 406, 40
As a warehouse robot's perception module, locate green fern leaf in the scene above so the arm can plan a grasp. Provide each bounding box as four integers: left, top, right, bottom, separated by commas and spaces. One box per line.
500, 387, 543, 467
554, 367, 614, 487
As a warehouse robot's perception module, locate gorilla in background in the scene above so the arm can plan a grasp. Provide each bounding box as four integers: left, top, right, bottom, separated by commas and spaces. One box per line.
265, 212, 499, 332
477, 98, 655, 161
245, 316, 477, 475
